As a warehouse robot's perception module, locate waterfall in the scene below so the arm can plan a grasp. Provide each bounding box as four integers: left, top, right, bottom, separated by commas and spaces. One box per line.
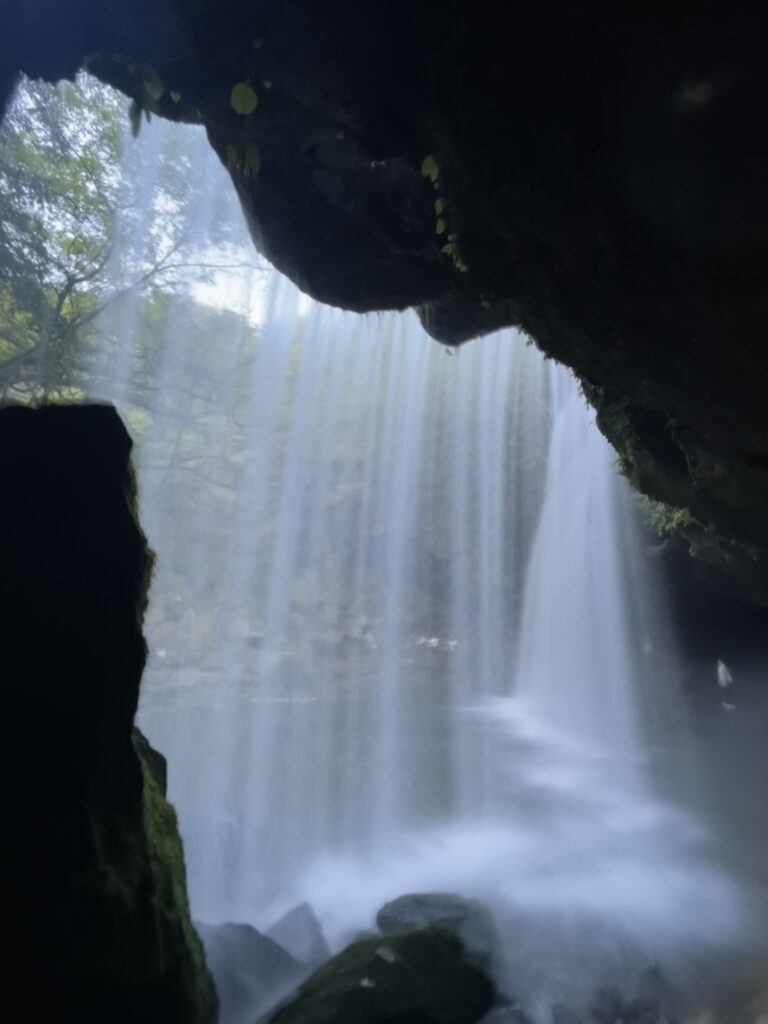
39, 99, 760, 1019
516, 368, 641, 744
510, 364, 647, 800
128, 270, 751, 997
135, 271, 553, 919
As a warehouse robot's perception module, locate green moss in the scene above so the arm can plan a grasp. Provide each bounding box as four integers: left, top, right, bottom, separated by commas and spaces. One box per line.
135, 733, 218, 1024
635, 494, 698, 538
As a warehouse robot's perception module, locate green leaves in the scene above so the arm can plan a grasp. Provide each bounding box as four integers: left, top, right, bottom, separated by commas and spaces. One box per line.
230, 82, 258, 115
144, 77, 164, 104
420, 154, 439, 182
170, 90, 182, 104
434, 197, 446, 215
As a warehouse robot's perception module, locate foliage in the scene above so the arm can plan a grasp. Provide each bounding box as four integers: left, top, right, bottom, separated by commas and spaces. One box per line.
635, 494, 697, 538
230, 81, 259, 115
0, 74, 249, 402
420, 153, 467, 272
0, 77, 122, 395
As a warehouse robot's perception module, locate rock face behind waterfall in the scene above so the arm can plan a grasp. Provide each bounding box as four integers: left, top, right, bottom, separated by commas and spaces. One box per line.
264, 927, 495, 1024
1, 404, 216, 1024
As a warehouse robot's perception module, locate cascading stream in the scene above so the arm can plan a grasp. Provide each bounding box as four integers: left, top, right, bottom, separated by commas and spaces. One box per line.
512, 364, 647, 790
132, 275, 753, 1000
59, 109, 761, 1021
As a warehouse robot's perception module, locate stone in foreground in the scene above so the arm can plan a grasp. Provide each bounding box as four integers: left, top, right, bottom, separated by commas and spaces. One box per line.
265, 926, 494, 1024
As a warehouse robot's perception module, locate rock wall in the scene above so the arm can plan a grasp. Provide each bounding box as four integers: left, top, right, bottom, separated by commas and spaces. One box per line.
1, 404, 215, 1024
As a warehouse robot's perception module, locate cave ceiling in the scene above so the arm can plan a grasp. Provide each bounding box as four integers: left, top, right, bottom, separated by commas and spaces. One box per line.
3, 1, 768, 603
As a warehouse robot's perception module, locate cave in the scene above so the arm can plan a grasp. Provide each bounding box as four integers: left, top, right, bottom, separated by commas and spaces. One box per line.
2, 4, 767, 1024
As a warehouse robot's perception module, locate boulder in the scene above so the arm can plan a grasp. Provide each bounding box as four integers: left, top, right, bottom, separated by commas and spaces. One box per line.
377, 893, 503, 972
265, 926, 495, 1024
267, 902, 331, 965
197, 921, 306, 1024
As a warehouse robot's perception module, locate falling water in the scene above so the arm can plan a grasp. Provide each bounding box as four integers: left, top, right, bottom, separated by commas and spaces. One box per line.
129, 266, 757, 1009
514, 368, 644, 759
41, 99, 764, 1019
137, 278, 553, 915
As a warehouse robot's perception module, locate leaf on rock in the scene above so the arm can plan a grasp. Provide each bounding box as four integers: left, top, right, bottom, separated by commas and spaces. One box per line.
420, 154, 439, 182
230, 81, 259, 115
144, 77, 164, 103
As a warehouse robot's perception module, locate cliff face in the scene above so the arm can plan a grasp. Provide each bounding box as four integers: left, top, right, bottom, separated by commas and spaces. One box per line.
1, 404, 215, 1024
3, 2, 768, 602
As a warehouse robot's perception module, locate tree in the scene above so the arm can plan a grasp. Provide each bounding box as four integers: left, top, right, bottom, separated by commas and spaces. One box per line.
0, 74, 252, 401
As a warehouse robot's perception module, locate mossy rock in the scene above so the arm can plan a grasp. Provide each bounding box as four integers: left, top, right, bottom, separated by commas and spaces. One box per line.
136, 729, 218, 1023
266, 926, 494, 1024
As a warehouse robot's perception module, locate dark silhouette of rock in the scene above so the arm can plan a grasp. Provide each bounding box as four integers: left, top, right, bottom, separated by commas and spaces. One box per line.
1, 403, 215, 1024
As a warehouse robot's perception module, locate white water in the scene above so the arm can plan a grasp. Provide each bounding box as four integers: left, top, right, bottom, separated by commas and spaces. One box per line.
65, 112, 762, 1018
132, 274, 754, 1012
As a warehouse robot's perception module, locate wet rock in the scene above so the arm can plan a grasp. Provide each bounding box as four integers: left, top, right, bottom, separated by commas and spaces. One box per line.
264, 926, 495, 1024
197, 921, 306, 1024
2, 404, 215, 1024
267, 902, 331, 965
133, 724, 168, 795
377, 893, 503, 971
